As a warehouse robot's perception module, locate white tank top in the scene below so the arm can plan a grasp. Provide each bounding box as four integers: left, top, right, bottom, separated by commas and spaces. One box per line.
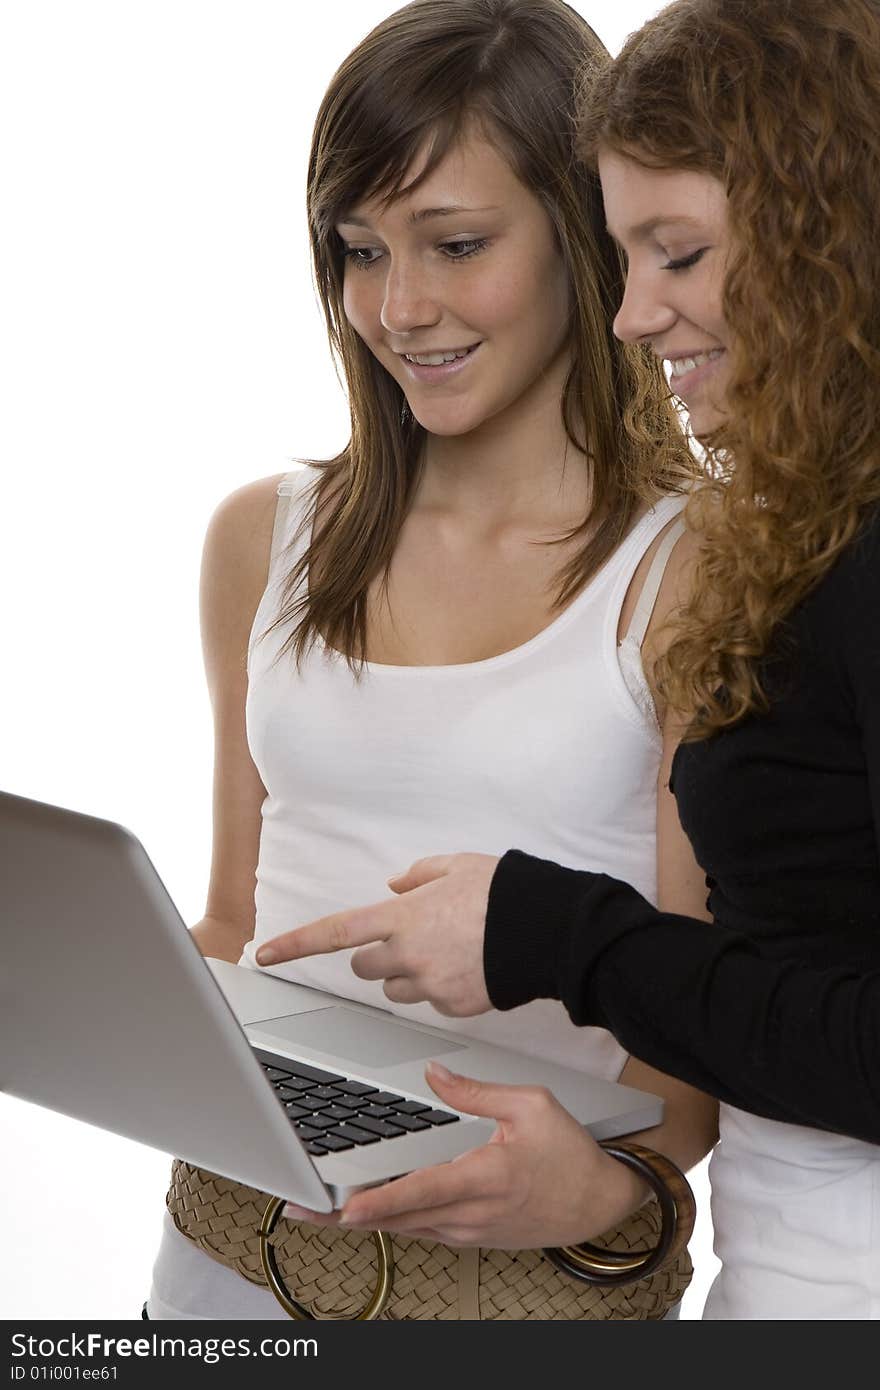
148, 467, 686, 1320
239, 467, 686, 1078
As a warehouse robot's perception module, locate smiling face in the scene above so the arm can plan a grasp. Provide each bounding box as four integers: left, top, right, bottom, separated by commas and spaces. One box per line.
598, 150, 732, 439
335, 129, 573, 439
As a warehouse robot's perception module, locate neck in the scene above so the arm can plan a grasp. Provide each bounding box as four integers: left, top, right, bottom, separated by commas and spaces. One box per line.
417, 350, 592, 528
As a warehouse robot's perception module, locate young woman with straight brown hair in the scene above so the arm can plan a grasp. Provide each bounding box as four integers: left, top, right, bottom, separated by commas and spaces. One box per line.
267, 0, 880, 1322
145, 0, 718, 1320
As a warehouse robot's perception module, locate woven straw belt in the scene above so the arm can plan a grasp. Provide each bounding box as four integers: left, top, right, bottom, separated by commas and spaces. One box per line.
167, 1160, 693, 1320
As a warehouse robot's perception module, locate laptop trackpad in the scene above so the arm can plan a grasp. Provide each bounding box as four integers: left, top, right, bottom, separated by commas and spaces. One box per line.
250, 1007, 468, 1068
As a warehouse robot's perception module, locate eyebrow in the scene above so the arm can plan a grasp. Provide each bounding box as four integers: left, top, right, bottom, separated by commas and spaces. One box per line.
338, 204, 501, 229
606, 214, 707, 243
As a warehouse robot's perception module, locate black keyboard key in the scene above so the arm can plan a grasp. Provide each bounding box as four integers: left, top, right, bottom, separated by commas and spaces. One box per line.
308, 1085, 343, 1101
367, 1091, 405, 1106
305, 1112, 344, 1130
311, 1134, 354, 1153
337, 1094, 370, 1110
320, 1105, 353, 1123
294, 1123, 324, 1141
283, 1102, 310, 1121
355, 1104, 397, 1120
327, 1124, 381, 1146
296, 1096, 333, 1113
305, 1141, 329, 1155
391, 1100, 431, 1115
422, 1110, 460, 1125
285, 1061, 346, 1085
346, 1115, 406, 1139
277, 1080, 314, 1098
334, 1082, 378, 1097
388, 1112, 430, 1132
263, 1066, 293, 1082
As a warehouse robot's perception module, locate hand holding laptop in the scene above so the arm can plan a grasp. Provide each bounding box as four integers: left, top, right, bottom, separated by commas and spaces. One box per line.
255, 852, 497, 1017
254, 851, 652, 1247
281, 1059, 646, 1248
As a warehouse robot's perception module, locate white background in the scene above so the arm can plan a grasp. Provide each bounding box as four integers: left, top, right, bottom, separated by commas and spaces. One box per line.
1, 0, 719, 1320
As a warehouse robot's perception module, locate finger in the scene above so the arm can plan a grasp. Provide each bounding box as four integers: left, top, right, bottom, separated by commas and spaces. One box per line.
339, 1157, 494, 1226
349, 941, 400, 983
380, 1219, 483, 1247
382, 975, 427, 1005
363, 1217, 474, 1246
282, 1204, 340, 1226
343, 1195, 495, 1245
386, 855, 456, 894
424, 1061, 541, 1124
255, 899, 395, 966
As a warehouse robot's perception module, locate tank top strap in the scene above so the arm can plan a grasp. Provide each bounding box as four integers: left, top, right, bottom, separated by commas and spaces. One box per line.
612, 500, 687, 735
269, 466, 318, 574
622, 514, 688, 650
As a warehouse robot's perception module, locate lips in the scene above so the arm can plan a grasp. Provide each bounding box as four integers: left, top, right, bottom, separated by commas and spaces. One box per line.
396, 342, 483, 383
665, 348, 724, 379
399, 344, 480, 366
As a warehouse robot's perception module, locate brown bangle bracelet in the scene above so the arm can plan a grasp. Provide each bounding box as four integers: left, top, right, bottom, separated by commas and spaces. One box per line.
543, 1140, 696, 1287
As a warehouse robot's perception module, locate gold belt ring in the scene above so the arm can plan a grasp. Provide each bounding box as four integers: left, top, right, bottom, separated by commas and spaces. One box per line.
258, 1197, 395, 1320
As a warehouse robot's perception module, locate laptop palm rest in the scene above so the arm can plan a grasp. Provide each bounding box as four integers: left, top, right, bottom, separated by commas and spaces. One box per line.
246, 1007, 468, 1069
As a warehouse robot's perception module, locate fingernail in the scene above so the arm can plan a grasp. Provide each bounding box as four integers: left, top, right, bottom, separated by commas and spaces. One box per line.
255, 947, 276, 966
426, 1060, 455, 1084
282, 1203, 310, 1221
386, 872, 404, 886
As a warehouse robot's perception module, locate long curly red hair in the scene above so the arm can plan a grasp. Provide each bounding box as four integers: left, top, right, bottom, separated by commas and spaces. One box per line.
579, 0, 880, 737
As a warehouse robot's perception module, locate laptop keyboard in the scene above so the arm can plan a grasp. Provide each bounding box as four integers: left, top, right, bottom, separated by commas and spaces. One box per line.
256, 1050, 460, 1157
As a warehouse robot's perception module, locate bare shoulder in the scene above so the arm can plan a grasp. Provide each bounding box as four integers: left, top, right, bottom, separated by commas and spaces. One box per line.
202, 473, 286, 579
199, 474, 287, 683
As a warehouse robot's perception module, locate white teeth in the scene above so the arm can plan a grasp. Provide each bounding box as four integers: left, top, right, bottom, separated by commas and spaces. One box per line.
404, 347, 473, 366
667, 348, 723, 378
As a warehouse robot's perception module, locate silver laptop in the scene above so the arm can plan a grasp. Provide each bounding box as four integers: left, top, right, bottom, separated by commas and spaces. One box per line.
0, 790, 662, 1211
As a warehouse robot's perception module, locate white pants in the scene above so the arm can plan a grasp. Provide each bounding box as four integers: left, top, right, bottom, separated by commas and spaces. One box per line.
704, 1106, 880, 1320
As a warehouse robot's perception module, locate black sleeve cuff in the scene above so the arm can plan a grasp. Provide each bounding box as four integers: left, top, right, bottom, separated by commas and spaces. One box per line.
484, 848, 596, 1011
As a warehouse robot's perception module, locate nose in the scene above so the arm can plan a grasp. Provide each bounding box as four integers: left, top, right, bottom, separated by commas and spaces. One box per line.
379, 257, 442, 335
612, 270, 676, 345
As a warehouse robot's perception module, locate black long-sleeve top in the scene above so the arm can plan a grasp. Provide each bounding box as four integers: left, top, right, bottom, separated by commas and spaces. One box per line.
484, 508, 880, 1144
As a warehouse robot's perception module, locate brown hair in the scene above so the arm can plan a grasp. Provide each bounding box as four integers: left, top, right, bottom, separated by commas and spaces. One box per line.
579, 0, 880, 737
270, 0, 693, 667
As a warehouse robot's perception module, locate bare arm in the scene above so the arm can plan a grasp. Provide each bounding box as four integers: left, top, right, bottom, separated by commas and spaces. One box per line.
618, 524, 719, 1177
617, 709, 719, 1178
189, 473, 283, 963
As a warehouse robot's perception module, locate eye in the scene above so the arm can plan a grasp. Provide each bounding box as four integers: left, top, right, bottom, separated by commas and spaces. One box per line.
341, 246, 383, 270
440, 237, 489, 261
662, 247, 708, 272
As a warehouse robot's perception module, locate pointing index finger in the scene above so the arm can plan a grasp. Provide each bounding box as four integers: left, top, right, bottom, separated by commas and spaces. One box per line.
255, 899, 395, 967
